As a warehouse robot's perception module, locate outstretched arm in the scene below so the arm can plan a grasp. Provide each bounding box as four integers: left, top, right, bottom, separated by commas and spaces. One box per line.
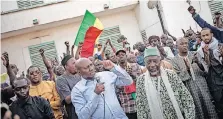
108, 39, 116, 53
75, 42, 83, 60
71, 45, 75, 57
65, 41, 70, 56
1, 52, 16, 86
101, 39, 109, 60
39, 49, 55, 82
165, 29, 177, 41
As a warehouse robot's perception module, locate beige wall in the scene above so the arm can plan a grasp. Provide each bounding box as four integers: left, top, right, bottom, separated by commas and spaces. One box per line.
1, 0, 138, 33
135, 0, 163, 37
161, 1, 213, 37
1, 10, 142, 74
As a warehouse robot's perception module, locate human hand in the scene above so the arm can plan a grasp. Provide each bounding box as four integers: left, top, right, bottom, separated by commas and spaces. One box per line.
102, 60, 114, 70
203, 45, 209, 54
188, 6, 196, 15
78, 42, 83, 48
71, 45, 75, 50
65, 41, 70, 47
94, 83, 105, 95
1, 52, 9, 67
39, 48, 44, 56
192, 53, 199, 63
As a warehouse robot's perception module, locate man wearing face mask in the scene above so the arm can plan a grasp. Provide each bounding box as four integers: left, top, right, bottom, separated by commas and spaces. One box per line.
136, 47, 195, 119
71, 58, 133, 119
10, 77, 55, 119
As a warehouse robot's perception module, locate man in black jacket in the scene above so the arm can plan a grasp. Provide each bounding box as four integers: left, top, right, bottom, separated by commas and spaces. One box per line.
10, 77, 55, 119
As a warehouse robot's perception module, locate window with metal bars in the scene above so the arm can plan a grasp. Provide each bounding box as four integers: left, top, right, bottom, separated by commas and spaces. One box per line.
28, 41, 58, 73
98, 26, 123, 51
17, 0, 44, 9
208, 0, 223, 19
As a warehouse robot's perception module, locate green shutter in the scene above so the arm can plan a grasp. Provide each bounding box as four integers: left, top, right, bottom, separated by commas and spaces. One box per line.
28, 41, 58, 73
17, 0, 44, 8
99, 26, 122, 52
208, 0, 223, 18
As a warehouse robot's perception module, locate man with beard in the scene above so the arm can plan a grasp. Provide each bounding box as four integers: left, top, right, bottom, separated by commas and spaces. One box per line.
56, 55, 81, 119
171, 37, 218, 119
196, 28, 223, 118
188, 6, 223, 43
136, 47, 195, 119
71, 58, 132, 119
27, 65, 63, 119
116, 49, 137, 119
9, 77, 55, 119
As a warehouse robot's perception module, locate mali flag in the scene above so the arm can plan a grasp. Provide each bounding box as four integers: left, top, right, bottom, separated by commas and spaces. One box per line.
74, 10, 104, 58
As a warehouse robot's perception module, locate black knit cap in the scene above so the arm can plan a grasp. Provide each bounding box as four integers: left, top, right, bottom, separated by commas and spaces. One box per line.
215, 12, 221, 15
61, 55, 72, 67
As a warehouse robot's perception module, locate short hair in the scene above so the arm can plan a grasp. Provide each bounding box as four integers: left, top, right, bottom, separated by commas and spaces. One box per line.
27, 65, 41, 74
148, 35, 160, 43
12, 77, 30, 89
201, 28, 212, 33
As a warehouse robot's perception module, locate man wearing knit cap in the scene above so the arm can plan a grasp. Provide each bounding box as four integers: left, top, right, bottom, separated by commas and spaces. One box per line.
56, 55, 81, 119
136, 47, 195, 119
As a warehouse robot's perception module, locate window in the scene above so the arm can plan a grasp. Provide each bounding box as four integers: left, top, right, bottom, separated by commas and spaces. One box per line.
17, 0, 44, 9
1, 0, 67, 14
208, 0, 223, 18
28, 41, 58, 73
98, 26, 122, 51
141, 30, 147, 44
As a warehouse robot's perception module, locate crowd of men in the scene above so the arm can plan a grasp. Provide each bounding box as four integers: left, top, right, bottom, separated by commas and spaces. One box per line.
1, 6, 223, 119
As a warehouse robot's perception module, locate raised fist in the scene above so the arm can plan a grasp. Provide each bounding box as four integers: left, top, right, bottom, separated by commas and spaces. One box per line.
78, 42, 83, 48
65, 41, 70, 47
1, 52, 9, 67
39, 48, 44, 55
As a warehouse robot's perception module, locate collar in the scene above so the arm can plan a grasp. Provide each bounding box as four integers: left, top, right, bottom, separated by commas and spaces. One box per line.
80, 76, 95, 86
17, 96, 32, 107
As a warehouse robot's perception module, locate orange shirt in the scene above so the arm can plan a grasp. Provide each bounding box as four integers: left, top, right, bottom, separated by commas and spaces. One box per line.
29, 81, 63, 119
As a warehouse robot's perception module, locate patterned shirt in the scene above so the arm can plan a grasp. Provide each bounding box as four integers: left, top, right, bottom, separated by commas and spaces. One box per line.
117, 63, 137, 114
117, 87, 137, 113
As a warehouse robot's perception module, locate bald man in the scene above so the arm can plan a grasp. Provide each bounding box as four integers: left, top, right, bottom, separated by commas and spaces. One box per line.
71, 58, 133, 119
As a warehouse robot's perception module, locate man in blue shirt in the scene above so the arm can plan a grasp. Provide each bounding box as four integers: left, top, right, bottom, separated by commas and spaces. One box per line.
71, 58, 133, 119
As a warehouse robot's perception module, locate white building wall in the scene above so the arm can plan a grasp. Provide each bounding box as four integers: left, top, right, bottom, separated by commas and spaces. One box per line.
160, 1, 213, 38
1, 0, 138, 33
135, 0, 163, 37
1, 10, 142, 74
